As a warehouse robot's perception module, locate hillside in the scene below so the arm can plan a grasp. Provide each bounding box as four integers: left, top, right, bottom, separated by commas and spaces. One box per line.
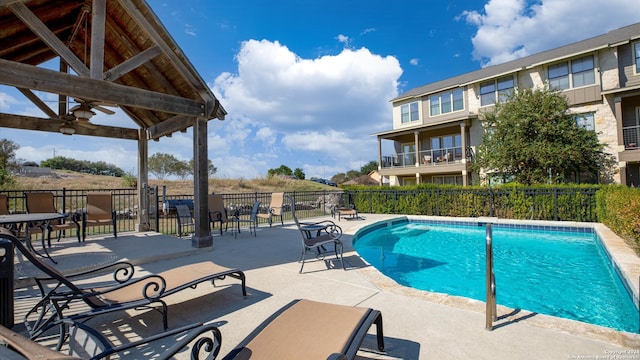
11, 170, 335, 195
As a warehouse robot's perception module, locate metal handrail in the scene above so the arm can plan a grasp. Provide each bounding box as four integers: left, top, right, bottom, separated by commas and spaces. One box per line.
485, 223, 497, 330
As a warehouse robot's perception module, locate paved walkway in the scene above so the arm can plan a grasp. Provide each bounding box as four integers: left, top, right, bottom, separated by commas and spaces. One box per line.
10, 214, 640, 359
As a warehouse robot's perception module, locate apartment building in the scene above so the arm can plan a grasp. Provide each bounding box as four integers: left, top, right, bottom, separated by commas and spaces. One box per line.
375, 22, 640, 187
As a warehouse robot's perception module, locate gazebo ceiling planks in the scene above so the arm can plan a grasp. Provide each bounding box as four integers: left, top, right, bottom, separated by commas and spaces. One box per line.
0, 0, 227, 140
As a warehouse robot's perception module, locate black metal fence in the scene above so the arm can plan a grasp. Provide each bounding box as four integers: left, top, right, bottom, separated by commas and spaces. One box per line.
1, 186, 599, 240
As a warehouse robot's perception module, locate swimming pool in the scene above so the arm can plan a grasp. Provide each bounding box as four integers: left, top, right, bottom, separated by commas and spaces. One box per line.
353, 218, 639, 333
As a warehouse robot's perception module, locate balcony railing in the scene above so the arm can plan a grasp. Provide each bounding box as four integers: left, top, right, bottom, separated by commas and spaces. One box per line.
382, 147, 473, 168
623, 125, 640, 150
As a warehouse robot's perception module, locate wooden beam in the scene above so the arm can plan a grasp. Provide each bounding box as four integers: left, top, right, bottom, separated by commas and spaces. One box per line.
0, 113, 139, 140
16, 87, 58, 118
0, 59, 208, 118
0, 0, 25, 7
90, 0, 106, 79
116, 0, 218, 110
8, 2, 90, 77
103, 45, 162, 81
147, 114, 193, 140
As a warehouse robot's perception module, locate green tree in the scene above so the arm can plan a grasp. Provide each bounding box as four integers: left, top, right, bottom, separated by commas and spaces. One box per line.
267, 165, 293, 177
332, 173, 347, 184
148, 153, 181, 180
359, 160, 378, 175
473, 87, 607, 185
0, 139, 19, 188
174, 160, 191, 180
293, 168, 305, 180
188, 159, 217, 177
0, 139, 19, 171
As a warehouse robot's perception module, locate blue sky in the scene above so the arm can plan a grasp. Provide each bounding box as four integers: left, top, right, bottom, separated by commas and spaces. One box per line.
2, 0, 640, 180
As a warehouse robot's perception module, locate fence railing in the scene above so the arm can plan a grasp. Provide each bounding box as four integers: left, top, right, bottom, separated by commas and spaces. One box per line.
1, 188, 347, 239
1, 186, 600, 240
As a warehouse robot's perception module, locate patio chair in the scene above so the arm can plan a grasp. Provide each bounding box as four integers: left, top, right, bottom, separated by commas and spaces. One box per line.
231, 201, 260, 238
0, 228, 246, 350
175, 203, 195, 237
0, 194, 22, 237
222, 299, 384, 360
256, 192, 285, 227
25, 192, 80, 245
287, 195, 344, 273
208, 194, 233, 235
82, 192, 117, 241
0, 321, 222, 360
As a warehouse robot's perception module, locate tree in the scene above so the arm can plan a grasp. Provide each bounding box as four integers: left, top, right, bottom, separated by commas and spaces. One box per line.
473, 87, 607, 185
148, 153, 181, 180
0, 139, 19, 172
293, 168, 305, 180
267, 165, 293, 177
0, 139, 19, 188
188, 159, 217, 178
174, 160, 191, 180
359, 161, 378, 175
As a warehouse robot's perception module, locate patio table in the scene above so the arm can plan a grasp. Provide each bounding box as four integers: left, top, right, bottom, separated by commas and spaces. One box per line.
0, 213, 66, 263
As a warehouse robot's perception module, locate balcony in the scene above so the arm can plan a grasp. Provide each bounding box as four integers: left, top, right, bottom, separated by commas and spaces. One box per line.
381, 147, 473, 169
623, 125, 640, 150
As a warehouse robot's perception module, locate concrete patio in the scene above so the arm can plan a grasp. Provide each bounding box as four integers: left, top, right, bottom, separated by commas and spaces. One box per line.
9, 213, 640, 359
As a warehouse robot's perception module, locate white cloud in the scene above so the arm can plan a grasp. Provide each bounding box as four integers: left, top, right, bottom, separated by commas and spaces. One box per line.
210, 39, 402, 178
409, 58, 419, 66
336, 34, 350, 46
461, 0, 640, 67
0, 92, 20, 111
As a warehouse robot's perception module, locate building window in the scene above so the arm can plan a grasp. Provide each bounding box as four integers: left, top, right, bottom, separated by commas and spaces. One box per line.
480, 76, 514, 106
433, 175, 462, 185
635, 42, 640, 73
548, 55, 595, 90
574, 113, 595, 131
401, 102, 419, 123
430, 88, 464, 116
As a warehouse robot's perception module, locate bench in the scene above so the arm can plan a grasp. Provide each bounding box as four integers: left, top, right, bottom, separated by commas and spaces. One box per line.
162, 199, 194, 216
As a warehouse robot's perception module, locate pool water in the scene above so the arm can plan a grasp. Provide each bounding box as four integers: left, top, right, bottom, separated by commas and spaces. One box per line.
353, 221, 639, 333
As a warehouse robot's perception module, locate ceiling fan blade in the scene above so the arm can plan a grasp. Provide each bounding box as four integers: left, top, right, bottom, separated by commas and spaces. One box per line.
93, 105, 115, 115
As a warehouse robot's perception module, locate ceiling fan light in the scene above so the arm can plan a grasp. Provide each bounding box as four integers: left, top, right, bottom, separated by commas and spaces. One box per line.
59, 125, 76, 135
73, 108, 95, 122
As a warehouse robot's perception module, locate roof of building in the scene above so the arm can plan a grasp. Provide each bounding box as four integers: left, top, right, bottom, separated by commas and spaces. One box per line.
0, 0, 226, 140
391, 22, 640, 103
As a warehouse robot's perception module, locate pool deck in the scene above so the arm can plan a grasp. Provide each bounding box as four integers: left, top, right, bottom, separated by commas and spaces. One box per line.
10, 214, 640, 359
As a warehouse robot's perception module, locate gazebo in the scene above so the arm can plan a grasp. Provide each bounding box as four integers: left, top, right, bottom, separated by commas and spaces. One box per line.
0, 0, 227, 247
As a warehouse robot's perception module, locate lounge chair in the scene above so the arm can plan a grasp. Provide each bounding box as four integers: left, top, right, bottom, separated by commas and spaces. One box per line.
82, 192, 117, 241
208, 194, 233, 235
25, 192, 80, 244
256, 192, 285, 227
0, 321, 222, 360
232, 201, 260, 238
175, 203, 195, 237
222, 299, 384, 360
0, 228, 246, 349
287, 195, 344, 273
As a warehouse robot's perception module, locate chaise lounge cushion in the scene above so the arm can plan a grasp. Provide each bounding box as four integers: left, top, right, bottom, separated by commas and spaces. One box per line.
223, 299, 384, 360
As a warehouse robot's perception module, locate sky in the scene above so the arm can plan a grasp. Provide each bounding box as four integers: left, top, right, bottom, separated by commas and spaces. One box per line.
2, 0, 640, 180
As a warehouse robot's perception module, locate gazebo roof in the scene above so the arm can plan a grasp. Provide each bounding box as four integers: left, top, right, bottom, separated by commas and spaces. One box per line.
0, 0, 227, 140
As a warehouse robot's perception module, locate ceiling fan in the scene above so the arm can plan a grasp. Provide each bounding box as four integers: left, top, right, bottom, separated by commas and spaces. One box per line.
58, 99, 118, 135
67, 99, 118, 128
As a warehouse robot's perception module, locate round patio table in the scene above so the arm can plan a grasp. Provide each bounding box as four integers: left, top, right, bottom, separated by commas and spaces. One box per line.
0, 213, 66, 263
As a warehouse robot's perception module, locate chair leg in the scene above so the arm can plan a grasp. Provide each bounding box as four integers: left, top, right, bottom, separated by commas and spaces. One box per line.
299, 248, 307, 273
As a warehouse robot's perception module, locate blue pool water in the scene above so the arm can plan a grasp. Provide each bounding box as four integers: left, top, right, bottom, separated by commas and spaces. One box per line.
353, 220, 639, 333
